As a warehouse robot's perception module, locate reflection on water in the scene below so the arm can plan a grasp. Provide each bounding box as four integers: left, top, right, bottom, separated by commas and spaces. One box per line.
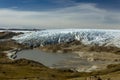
15, 49, 120, 72
16, 49, 74, 67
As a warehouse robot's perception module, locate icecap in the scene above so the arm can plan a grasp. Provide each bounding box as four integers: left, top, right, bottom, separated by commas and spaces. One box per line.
12, 29, 120, 48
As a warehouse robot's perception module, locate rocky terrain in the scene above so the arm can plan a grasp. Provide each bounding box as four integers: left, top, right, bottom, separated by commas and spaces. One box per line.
0, 30, 120, 80
39, 40, 120, 72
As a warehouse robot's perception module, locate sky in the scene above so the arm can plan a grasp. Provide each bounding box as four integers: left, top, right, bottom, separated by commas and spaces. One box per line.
0, 0, 120, 29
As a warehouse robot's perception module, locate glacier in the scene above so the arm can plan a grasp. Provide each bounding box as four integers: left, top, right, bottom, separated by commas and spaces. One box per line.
12, 29, 120, 48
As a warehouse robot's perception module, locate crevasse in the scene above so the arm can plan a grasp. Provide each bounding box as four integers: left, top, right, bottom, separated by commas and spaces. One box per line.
12, 29, 120, 48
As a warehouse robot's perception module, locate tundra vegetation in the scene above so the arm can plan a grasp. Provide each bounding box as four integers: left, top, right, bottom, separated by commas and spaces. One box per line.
0, 32, 120, 80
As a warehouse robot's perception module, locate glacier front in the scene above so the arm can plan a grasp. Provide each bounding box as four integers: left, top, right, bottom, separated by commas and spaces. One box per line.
12, 29, 120, 48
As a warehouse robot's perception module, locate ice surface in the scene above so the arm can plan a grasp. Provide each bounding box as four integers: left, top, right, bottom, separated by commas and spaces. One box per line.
12, 29, 120, 48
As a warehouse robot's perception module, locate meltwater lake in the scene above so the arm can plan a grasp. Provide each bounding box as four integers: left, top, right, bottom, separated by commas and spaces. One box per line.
15, 49, 76, 68
14, 48, 113, 72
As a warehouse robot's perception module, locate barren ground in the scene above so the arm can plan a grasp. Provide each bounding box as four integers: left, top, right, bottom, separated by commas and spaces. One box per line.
0, 32, 120, 80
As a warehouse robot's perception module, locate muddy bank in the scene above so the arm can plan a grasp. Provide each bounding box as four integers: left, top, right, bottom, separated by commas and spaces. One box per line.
39, 40, 120, 54
11, 48, 120, 72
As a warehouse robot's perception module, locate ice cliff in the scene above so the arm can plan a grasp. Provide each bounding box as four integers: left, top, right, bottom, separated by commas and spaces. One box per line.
12, 29, 120, 48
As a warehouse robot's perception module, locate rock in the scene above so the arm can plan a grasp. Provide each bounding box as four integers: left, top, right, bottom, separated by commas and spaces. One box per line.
76, 67, 86, 72
86, 65, 99, 72
87, 57, 95, 62
86, 76, 102, 80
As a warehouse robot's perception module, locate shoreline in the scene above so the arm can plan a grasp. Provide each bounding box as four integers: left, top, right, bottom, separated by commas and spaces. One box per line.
6, 47, 120, 72
0, 31, 120, 80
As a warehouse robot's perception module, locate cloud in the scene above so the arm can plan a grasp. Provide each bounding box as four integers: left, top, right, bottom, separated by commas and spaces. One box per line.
0, 3, 120, 29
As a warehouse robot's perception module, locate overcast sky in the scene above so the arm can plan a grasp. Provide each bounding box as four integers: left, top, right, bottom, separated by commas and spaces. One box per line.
0, 0, 120, 29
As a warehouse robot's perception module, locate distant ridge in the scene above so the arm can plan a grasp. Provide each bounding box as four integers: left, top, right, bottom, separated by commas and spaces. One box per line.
0, 28, 45, 31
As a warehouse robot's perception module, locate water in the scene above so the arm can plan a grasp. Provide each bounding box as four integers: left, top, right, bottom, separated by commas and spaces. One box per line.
16, 49, 74, 68
15, 49, 110, 72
